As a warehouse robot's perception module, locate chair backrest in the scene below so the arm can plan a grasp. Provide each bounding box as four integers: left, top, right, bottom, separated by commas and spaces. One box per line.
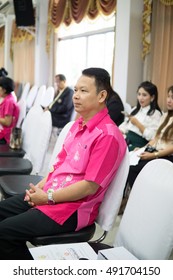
16, 98, 27, 128
123, 102, 131, 114
70, 108, 77, 121
96, 148, 129, 232
48, 121, 75, 169
26, 85, 38, 111
20, 82, 30, 101
40, 86, 55, 108
114, 159, 173, 260
22, 106, 52, 174
34, 85, 46, 107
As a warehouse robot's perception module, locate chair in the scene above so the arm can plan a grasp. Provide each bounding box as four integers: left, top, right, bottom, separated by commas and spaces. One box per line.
70, 108, 77, 121
123, 102, 131, 114
90, 159, 173, 260
26, 85, 38, 112
16, 98, 27, 128
29, 148, 129, 246
22, 107, 52, 174
0, 106, 52, 199
20, 82, 30, 101
40, 86, 55, 108
33, 85, 46, 107
113, 159, 173, 260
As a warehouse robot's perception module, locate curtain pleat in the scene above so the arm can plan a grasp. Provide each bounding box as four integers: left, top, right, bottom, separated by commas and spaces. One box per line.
51, 0, 116, 28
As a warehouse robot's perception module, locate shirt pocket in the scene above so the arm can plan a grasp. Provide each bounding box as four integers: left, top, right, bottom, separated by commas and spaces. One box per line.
68, 142, 89, 172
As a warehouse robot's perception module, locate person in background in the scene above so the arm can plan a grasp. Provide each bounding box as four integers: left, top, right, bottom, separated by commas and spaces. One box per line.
0, 67, 126, 260
46, 74, 74, 132
127, 85, 173, 188
0, 77, 19, 144
106, 90, 124, 126
119, 81, 162, 151
0, 67, 8, 78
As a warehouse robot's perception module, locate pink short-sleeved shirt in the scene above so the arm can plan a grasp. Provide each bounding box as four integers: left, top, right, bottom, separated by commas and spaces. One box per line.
0, 94, 19, 143
36, 108, 127, 230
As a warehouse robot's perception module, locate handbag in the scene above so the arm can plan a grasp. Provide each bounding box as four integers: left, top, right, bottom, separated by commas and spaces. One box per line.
9, 127, 22, 149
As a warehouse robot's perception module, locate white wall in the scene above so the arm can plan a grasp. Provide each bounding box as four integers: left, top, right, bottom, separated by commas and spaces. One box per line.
113, 0, 143, 106
34, 0, 49, 86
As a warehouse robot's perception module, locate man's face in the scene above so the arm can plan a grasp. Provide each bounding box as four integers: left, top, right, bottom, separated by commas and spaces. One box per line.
55, 77, 65, 91
73, 75, 106, 117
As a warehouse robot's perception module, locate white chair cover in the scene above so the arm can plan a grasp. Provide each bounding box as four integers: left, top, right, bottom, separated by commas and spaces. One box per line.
40, 86, 55, 108
34, 85, 46, 106
16, 98, 27, 128
22, 106, 52, 174
123, 102, 131, 114
26, 85, 38, 111
114, 159, 173, 260
48, 121, 75, 170
96, 148, 129, 231
20, 82, 30, 101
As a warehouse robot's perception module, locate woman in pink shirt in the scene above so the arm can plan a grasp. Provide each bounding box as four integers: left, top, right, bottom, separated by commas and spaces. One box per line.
0, 77, 19, 144
0, 68, 126, 259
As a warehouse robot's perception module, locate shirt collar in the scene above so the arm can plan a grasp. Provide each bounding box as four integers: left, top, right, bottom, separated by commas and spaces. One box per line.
140, 105, 150, 113
78, 107, 109, 132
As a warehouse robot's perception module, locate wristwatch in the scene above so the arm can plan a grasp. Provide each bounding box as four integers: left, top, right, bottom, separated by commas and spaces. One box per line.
47, 189, 56, 205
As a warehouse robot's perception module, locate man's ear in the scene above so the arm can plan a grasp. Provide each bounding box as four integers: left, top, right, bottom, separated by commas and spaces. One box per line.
98, 90, 108, 103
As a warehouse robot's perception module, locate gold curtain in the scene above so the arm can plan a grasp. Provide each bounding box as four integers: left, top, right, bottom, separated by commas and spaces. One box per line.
150, 0, 173, 111
11, 22, 35, 84
10, 22, 35, 60
51, 0, 116, 28
0, 27, 4, 47
142, 0, 152, 60
160, 0, 173, 5
0, 27, 4, 67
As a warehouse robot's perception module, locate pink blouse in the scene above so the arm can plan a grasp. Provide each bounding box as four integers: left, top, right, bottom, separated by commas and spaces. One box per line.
0, 94, 19, 143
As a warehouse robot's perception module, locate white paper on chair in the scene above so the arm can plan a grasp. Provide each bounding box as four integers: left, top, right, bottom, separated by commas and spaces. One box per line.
129, 147, 145, 166
29, 242, 97, 260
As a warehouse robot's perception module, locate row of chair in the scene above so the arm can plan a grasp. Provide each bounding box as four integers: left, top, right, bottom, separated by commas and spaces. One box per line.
19, 82, 55, 113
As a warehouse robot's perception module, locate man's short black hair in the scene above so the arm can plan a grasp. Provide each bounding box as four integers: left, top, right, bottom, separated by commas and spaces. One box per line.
55, 74, 66, 81
82, 67, 113, 100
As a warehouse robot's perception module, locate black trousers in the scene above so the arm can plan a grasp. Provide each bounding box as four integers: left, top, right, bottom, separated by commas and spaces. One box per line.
128, 155, 173, 188
0, 138, 7, 144
0, 193, 77, 260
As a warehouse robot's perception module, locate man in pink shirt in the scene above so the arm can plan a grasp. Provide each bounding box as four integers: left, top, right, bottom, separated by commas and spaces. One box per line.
0, 68, 126, 259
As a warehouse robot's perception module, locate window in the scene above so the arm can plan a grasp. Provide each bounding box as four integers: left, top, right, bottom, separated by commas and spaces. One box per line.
55, 14, 115, 87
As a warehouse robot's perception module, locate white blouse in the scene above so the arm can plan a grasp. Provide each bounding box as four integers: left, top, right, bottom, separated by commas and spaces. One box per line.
119, 105, 162, 141
153, 113, 173, 150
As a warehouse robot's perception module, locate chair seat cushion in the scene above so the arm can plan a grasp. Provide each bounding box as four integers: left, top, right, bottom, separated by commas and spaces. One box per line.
0, 174, 43, 198
0, 158, 32, 175
0, 144, 25, 157
29, 224, 96, 246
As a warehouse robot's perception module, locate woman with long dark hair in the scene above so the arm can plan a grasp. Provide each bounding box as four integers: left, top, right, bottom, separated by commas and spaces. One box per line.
128, 85, 173, 188
119, 81, 162, 151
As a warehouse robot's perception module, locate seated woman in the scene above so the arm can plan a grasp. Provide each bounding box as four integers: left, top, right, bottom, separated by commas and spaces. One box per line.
128, 85, 173, 188
0, 77, 19, 144
119, 81, 162, 151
